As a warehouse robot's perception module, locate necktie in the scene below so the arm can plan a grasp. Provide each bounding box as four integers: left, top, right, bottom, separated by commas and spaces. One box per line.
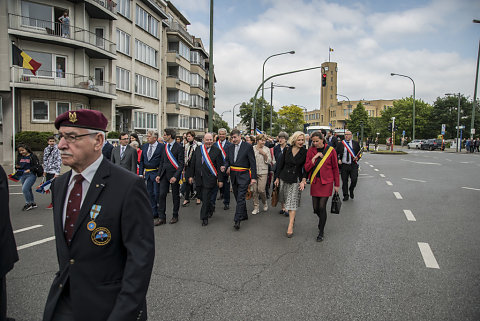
234, 144, 239, 163
64, 174, 84, 244
120, 146, 125, 159
147, 144, 153, 160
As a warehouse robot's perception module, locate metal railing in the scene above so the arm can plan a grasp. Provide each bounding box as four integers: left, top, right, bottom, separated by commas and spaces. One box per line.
167, 22, 193, 44
90, 0, 117, 14
8, 14, 116, 55
13, 68, 116, 96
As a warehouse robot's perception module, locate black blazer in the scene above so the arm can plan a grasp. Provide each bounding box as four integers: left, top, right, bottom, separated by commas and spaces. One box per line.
158, 141, 184, 181
43, 158, 155, 321
336, 140, 361, 164
102, 141, 113, 160
275, 146, 307, 184
225, 141, 257, 185
0, 165, 18, 278
187, 145, 224, 188
139, 143, 162, 175
111, 144, 137, 173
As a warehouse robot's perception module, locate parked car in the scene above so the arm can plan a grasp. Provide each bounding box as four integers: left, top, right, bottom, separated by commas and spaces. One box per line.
407, 139, 424, 149
420, 139, 445, 151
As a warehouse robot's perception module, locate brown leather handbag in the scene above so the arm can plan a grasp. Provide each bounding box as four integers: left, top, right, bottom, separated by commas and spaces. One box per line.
271, 186, 279, 207
246, 185, 252, 200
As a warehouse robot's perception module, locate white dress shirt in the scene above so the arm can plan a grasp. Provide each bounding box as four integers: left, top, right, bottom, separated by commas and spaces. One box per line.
342, 140, 353, 164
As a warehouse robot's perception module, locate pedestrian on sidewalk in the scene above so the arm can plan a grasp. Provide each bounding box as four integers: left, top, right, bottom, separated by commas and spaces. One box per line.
43, 136, 62, 209
16, 144, 41, 211
304, 131, 340, 242
274, 131, 308, 238
251, 134, 272, 215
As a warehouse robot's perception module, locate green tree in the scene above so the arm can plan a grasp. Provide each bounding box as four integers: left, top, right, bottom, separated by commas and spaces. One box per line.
431, 95, 476, 139
345, 102, 370, 141
213, 111, 230, 133
238, 97, 277, 132
276, 104, 305, 134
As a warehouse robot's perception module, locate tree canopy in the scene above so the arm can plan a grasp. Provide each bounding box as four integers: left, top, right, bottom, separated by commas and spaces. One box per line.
238, 97, 278, 132
277, 104, 305, 134
213, 111, 230, 133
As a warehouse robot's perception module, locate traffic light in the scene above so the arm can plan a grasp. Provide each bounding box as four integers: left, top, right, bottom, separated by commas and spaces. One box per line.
322, 74, 327, 87
388, 123, 392, 132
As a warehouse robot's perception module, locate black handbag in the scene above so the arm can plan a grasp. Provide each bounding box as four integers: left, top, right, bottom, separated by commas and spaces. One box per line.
331, 192, 341, 214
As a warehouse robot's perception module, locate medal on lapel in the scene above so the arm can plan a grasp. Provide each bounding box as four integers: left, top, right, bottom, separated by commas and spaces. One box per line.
87, 204, 102, 231
91, 227, 111, 246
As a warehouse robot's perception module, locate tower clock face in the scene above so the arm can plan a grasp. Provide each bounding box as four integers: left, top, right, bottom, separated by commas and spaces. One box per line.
324, 66, 329, 71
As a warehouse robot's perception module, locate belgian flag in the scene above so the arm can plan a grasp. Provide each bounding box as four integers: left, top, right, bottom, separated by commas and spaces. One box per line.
12, 44, 42, 75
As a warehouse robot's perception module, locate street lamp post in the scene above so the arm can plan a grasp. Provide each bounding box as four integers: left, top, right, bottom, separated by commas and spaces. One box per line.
446, 93, 462, 152
207, 0, 214, 132
336, 93, 351, 129
391, 73, 416, 140
261, 51, 295, 132
252, 66, 323, 134
472, 20, 480, 138
232, 102, 241, 130
263, 83, 295, 135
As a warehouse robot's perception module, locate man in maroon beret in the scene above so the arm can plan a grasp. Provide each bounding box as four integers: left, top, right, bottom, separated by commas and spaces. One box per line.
43, 110, 155, 321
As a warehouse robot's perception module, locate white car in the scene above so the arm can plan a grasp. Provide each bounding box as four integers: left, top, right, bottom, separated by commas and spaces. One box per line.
407, 139, 423, 149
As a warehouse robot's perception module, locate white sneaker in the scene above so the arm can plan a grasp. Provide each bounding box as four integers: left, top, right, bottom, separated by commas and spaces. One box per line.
263, 205, 268, 212
252, 208, 259, 215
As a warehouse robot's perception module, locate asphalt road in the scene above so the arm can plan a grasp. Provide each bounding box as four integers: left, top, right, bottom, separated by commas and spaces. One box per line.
5, 149, 480, 321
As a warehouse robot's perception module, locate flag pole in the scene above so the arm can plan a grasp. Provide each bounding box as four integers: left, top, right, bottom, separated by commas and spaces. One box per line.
328, 48, 330, 62
11, 64, 16, 172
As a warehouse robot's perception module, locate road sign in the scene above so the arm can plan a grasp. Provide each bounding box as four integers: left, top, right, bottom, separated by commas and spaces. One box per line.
441, 124, 446, 135
402, 130, 405, 136
455, 126, 465, 129
472, 128, 476, 135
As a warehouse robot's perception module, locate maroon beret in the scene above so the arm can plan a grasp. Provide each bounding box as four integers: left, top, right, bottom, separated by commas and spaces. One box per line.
55, 109, 108, 131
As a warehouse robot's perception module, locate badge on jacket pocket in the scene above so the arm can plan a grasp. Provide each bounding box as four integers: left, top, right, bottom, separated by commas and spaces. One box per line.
91, 227, 111, 246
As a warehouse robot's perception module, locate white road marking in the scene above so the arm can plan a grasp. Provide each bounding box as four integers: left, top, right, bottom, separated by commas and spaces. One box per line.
13, 225, 43, 234
9, 184, 22, 187
359, 175, 374, 178
394, 192, 403, 199
17, 236, 55, 250
359, 173, 369, 176
374, 168, 379, 172
461, 186, 480, 191
418, 242, 440, 269
365, 162, 369, 164
379, 174, 385, 178
401, 159, 441, 165
369, 164, 374, 168
386, 181, 393, 186
403, 210, 416, 221
9, 192, 23, 195
402, 178, 426, 183
460, 161, 471, 164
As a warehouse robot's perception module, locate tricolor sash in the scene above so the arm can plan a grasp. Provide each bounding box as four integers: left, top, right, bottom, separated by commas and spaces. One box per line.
165, 144, 179, 169
217, 141, 226, 160
342, 140, 356, 163
230, 166, 251, 178
201, 144, 217, 177
310, 146, 334, 181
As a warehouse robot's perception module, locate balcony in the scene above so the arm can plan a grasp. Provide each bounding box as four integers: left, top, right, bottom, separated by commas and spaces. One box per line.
85, 0, 117, 20
8, 14, 116, 60
11, 68, 116, 99
166, 22, 193, 45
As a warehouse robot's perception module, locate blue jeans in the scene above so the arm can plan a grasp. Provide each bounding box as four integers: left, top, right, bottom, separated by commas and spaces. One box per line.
20, 172, 37, 204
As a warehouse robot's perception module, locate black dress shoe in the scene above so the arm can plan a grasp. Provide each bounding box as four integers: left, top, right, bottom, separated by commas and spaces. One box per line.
169, 217, 178, 224
316, 234, 324, 242
202, 219, 208, 226
350, 191, 354, 199
343, 195, 349, 201
154, 218, 166, 226
279, 210, 285, 215
224, 204, 229, 210
234, 221, 240, 230
208, 211, 213, 218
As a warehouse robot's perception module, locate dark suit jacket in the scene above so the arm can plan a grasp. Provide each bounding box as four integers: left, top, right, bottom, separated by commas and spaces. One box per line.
216, 139, 231, 181
336, 140, 361, 165
328, 135, 338, 149
102, 141, 113, 160
158, 141, 184, 181
225, 141, 257, 185
111, 144, 137, 173
0, 165, 18, 278
43, 158, 155, 321
139, 143, 163, 175
187, 145, 224, 188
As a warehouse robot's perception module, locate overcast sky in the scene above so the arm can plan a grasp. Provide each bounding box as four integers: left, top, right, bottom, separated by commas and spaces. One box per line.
173, 0, 480, 128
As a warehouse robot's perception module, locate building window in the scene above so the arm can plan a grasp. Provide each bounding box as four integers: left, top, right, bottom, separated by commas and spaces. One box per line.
134, 111, 157, 129
190, 117, 205, 130
56, 102, 70, 117
178, 66, 190, 84
75, 103, 83, 110
118, 0, 131, 19
0, 97, 3, 124
21, 1, 52, 29
191, 73, 205, 89
116, 29, 131, 56
190, 51, 205, 68
23, 50, 52, 77
32, 100, 49, 121
135, 5, 159, 38
190, 95, 205, 109
179, 41, 190, 60
135, 74, 158, 99
116, 67, 130, 92
135, 40, 157, 67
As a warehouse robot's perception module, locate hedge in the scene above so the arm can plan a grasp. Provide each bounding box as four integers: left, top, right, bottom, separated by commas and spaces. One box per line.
15, 131, 54, 151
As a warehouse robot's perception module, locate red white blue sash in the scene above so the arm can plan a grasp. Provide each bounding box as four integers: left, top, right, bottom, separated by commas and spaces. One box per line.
201, 144, 217, 177
342, 140, 356, 163
217, 141, 226, 160
165, 143, 179, 169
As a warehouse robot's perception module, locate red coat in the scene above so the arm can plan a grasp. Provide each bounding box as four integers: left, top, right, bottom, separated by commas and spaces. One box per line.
304, 146, 340, 197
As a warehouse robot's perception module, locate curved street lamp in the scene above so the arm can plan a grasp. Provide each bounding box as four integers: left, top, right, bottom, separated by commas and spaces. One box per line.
232, 102, 242, 129
391, 73, 416, 140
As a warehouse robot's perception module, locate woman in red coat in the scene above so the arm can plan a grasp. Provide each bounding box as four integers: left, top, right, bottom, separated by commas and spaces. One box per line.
304, 131, 340, 242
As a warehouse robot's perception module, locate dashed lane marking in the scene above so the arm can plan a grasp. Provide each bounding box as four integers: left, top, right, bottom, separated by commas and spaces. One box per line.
394, 192, 403, 199
418, 242, 440, 269
386, 181, 393, 186
379, 174, 385, 178
369, 164, 374, 168
13, 225, 43, 234
365, 162, 369, 164
401, 159, 441, 165
17, 236, 55, 251
403, 210, 416, 221
402, 178, 426, 183
461, 186, 480, 191
9, 193, 23, 195
374, 169, 379, 172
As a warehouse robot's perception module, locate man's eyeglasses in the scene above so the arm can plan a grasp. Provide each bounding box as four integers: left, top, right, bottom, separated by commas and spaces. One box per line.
55, 132, 99, 143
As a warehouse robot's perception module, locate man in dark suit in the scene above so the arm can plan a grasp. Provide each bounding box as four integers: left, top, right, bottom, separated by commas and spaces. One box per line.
111, 132, 137, 173
156, 128, 184, 225
210, 128, 232, 210
187, 133, 224, 226
102, 139, 113, 160
139, 130, 163, 223
43, 109, 154, 321
0, 165, 19, 321
224, 129, 257, 230
326, 130, 338, 149
336, 130, 361, 201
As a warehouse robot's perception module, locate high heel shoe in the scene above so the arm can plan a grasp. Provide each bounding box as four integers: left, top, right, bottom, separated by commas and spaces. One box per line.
286, 232, 294, 238
182, 200, 190, 207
